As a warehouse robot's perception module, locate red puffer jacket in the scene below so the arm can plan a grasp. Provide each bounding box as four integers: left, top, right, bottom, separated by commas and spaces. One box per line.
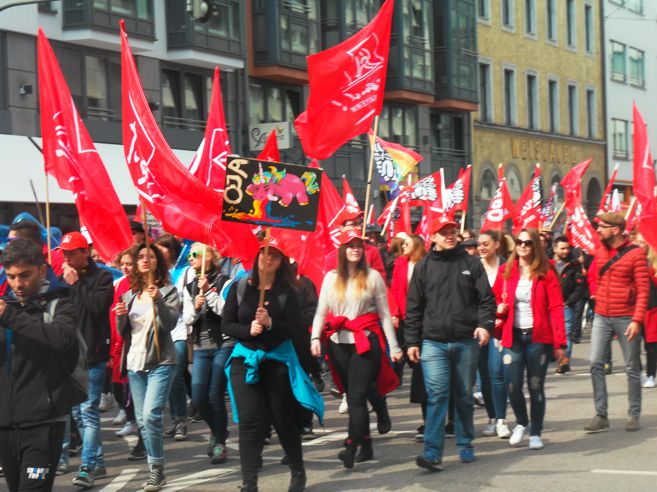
592, 241, 650, 323
644, 268, 657, 343
390, 256, 410, 319
492, 261, 567, 349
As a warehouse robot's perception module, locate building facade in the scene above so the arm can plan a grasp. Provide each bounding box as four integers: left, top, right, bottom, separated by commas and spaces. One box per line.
603, 0, 656, 198
0, 0, 479, 231
473, 0, 607, 225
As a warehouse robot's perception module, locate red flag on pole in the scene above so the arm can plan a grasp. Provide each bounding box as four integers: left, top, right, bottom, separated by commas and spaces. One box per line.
512, 164, 542, 233
342, 176, 361, 212
632, 102, 657, 250
187, 67, 231, 192
561, 158, 592, 201
408, 170, 443, 207
257, 129, 281, 162
120, 22, 259, 263
38, 29, 132, 262
481, 178, 515, 232
444, 165, 472, 213
597, 163, 619, 216
561, 158, 600, 253
294, 0, 394, 159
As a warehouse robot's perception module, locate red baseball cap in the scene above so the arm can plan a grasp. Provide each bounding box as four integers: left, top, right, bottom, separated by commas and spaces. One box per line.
260, 237, 289, 258
56, 231, 89, 251
337, 229, 365, 246
429, 214, 459, 234
332, 206, 364, 227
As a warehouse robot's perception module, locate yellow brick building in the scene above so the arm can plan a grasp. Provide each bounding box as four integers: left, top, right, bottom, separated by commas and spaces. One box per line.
472, 0, 606, 226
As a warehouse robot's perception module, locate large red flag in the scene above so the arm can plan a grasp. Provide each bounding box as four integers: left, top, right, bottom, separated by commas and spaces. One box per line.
342, 176, 361, 212
408, 170, 443, 207
633, 103, 657, 250
120, 22, 259, 263
257, 129, 281, 162
294, 0, 394, 159
561, 158, 600, 253
38, 29, 132, 262
186, 67, 231, 192
481, 178, 514, 232
513, 164, 542, 233
596, 163, 618, 216
561, 158, 592, 201
444, 165, 471, 213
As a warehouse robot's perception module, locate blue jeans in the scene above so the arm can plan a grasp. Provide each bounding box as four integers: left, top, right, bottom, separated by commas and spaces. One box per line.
79, 362, 105, 470
420, 339, 479, 461
59, 406, 105, 468
191, 346, 233, 443
503, 331, 550, 436
488, 337, 508, 420
129, 364, 175, 466
169, 340, 189, 422
564, 306, 575, 359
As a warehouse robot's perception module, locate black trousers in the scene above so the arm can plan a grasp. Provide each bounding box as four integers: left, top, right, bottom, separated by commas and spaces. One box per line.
0, 421, 66, 492
328, 336, 382, 443
230, 359, 303, 486
646, 341, 657, 378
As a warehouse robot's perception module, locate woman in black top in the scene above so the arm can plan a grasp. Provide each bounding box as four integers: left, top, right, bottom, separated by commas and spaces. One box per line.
222, 239, 306, 492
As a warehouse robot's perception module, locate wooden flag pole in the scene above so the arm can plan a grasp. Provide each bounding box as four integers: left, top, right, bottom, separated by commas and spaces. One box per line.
200, 244, 208, 280
141, 198, 160, 362
258, 227, 271, 308
624, 197, 637, 220
381, 194, 400, 237
460, 210, 467, 234
362, 116, 380, 238
549, 202, 566, 231
44, 171, 52, 265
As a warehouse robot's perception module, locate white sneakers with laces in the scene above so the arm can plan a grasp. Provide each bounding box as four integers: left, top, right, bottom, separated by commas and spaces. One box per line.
509, 424, 526, 446
496, 419, 511, 439
482, 419, 497, 436
529, 435, 544, 450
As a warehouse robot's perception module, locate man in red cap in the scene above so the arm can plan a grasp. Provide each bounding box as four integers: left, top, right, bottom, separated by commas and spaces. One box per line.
56, 232, 114, 487
405, 214, 496, 471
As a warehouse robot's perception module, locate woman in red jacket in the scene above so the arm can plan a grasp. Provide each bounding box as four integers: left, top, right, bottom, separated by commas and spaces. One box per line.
492, 229, 566, 451
635, 233, 657, 387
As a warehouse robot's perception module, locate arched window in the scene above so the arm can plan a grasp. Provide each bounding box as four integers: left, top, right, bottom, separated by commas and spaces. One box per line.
586, 178, 602, 219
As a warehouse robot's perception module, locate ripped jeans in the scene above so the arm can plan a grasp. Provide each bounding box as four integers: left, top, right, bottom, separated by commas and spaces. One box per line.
503, 330, 550, 437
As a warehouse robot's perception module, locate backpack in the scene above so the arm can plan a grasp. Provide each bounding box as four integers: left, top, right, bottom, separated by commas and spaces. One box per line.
44, 298, 88, 405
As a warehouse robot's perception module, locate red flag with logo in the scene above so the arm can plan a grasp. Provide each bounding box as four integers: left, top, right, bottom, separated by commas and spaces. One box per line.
561, 158, 592, 201
294, 0, 394, 159
444, 165, 471, 213
120, 22, 259, 264
596, 163, 618, 216
512, 164, 542, 233
408, 170, 443, 207
481, 178, 515, 232
257, 129, 281, 162
561, 158, 600, 253
38, 29, 132, 262
633, 103, 657, 250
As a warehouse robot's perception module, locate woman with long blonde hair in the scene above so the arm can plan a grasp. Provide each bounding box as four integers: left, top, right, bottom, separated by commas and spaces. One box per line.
311, 229, 403, 469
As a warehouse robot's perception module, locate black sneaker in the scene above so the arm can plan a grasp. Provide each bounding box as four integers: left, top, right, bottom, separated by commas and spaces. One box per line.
416, 455, 442, 472
143, 464, 166, 491
128, 446, 147, 461
72, 466, 95, 488
301, 426, 316, 440
173, 422, 188, 441
163, 423, 176, 438
375, 405, 392, 435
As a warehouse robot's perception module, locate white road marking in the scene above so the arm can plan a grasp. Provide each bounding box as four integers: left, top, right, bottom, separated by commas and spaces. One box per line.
98, 468, 139, 492
164, 468, 236, 491
592, 469, 657, 476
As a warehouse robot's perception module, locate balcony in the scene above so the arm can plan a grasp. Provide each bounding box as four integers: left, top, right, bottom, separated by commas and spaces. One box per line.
62, 0, 154, 39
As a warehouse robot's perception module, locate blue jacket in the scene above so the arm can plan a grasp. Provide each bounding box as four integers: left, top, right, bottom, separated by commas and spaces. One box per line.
225, 340, 324, 424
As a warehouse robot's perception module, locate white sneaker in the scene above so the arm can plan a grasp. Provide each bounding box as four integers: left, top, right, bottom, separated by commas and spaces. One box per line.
112, 409, 127, 426
482, 419, 497, 436
509, 424, 526, 446
496, 419, 511, 439
99, 393, 115, 413
116, 421, 138, 437
643, 376, 656, 388
338, 394, 349, 414
528, 435, 544, 450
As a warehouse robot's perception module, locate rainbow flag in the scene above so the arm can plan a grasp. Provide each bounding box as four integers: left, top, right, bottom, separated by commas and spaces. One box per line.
370, 132, 423, 198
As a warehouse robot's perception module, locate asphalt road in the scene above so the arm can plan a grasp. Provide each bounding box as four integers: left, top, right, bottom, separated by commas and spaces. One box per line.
32, 335, 657, 491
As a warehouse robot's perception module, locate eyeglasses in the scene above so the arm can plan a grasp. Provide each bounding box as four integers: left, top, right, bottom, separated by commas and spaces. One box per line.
515, 239, 534, 248
187, 251, 203, 260
596, 223, 616, 229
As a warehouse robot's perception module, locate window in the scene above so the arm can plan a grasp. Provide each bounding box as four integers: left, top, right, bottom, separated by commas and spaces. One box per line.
586, 89, 596, 139
525, 0, 535, 35
479, 63, 492, 122
477, 0, 490, 20
194, 0, 241, 42
548, 79, 559, 133
161, 69, 208, 130
401, 0, 433, 85
567, 84, 578, 136
85, 55, 109, 119
584, 4, 594, 53
629, 47, 645, 87
566, 0, 576, 48
612, 118, 628, 159
502, 0, 514, 28
279, 0, 319, 56
431, 113, 466, 154
93, 0, 151, 20
526, 73, 537, 129
378, 104, 418, 148
503, 68, 516, 126
610, 41, 626, 82
248, 82, 300, 125
546, 0, 557, 42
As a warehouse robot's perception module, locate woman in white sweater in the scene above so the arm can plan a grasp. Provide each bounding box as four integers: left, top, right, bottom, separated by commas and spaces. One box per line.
311, 229, 403, 469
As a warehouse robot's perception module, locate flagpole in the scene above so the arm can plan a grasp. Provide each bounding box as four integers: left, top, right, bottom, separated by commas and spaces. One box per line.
258, 227, 271, 308
381, 194, 400, 237
460, 210, 467, 234
200, 244, 207, 279
141, 198, 160, 362
624, 197, 637, 220
44, 171, 52, 264
362, 116, 380, 237
549, 202, 566, 231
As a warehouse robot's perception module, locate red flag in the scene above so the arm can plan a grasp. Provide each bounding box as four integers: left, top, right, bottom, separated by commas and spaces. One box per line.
626, 200, 641, 233
561, 158, 600, 253
38, 29, 132, 262
597, 163, 619, 216
561, 158, 592, 201
415, 206, 430, 248
342, 177, 361, 212
408, 170, 443, 207
187, 67, 231, 192
120, 22, 259, 264
294, 0, 394, 159
481, 178, 514, 232
257, 129, 281, 162
444, 165, 471, 213
633, 103, 657, 250
513, 164, 542, 233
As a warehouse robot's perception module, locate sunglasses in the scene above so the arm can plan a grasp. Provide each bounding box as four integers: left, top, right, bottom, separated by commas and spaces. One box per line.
515, 239, 534, 248
187, 251, 203, 260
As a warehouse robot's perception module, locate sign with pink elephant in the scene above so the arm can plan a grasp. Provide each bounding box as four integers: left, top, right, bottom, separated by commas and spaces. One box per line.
221, 156, 323, 231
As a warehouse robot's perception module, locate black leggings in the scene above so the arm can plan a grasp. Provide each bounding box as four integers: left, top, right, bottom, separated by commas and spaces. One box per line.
646, 341, 657, 378
328, 335, 382, 444
230, 358, 303, 486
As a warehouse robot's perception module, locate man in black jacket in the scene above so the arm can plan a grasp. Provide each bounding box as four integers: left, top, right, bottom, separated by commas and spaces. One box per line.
0, 239, 79, 492
552, 236, 586, 374
405, 214, 496, 471
56, 232, 114, 487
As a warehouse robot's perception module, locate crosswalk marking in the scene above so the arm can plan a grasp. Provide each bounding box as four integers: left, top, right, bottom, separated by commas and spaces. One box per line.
98, 468, 139, 492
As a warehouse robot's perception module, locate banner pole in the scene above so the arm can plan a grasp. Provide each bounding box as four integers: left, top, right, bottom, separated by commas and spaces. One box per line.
460, 210, 467, 234
381, 194, 400, 238
141, 198, 160, 362
549, 202, 566, 231
362, 116, 380, 237
200, 244, 207, 280
258, 227, 271, 308
44, 171, 52, 265
624, 196, 637, 220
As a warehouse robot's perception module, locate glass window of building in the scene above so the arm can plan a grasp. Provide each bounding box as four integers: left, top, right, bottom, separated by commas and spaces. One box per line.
525, 0, 535, 35
162, 69, 182, 123
184, 73, 204, 125
248, 82, 301, 125
85, 55, 109, 119
503, 68, 516, 126
502, 0, 514, 28
478, 63, 492, 122
279, 0, 319, 57
567, 84, 578, 136
401, 0, 433, 84
612, 118, 628, 159
584, 4, 594, 53
506, 167, 523, 200
610, 41, 626, 82
161, 68, 209, 130
526, 73, 537, 130
628, 47, 645, 88
566, 0, 576, 48
93, 0, 152, 20
195, 1, 240, 41
548, 79, 559, 133
378, 104, 418, 148
477, 0, 489, 20
546, 0, 557, 42
586, 89, 596, 139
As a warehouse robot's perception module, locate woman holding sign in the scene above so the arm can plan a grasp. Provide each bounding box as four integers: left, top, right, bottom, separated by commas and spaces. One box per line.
223, 238, 323, 492
311, 229, 403, 469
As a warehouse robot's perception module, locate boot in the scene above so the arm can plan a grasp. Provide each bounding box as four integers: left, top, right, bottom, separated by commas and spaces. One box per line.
375, 404, 392, 434
355, 437, 373, 462
338, 439, 357, 469
239, 481, 258, 492
288, 468, 306, 492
